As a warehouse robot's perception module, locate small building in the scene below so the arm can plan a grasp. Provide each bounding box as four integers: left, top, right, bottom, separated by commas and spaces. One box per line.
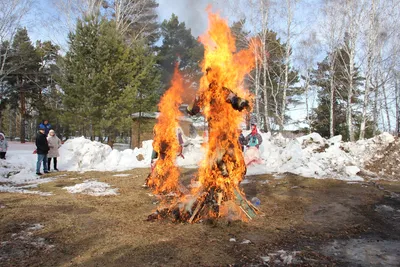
131, 111, 194, 148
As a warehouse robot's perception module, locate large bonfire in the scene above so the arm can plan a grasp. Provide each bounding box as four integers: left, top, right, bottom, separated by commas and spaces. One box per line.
147, 8, 258, 222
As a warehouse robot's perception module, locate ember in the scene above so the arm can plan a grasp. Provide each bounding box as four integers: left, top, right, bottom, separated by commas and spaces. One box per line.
147, 8, 259, 222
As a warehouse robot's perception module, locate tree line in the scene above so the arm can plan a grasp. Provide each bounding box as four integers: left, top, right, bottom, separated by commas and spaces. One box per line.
1, 0, 399, 144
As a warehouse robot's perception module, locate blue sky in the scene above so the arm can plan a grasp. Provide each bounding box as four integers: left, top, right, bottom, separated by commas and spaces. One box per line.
24, 0, 223, 51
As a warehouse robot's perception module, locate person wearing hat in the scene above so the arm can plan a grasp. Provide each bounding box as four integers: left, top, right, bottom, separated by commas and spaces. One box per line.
245, 123, 263, 148
35, 125, 49, 175
39, 120, 52, 137
244, 123, 263, 166
47, 129, 61, 171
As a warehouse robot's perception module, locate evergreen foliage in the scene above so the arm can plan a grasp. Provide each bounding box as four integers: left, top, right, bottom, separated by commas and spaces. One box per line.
256, 30, 300, 128
59, 17, 160, 140
310, 45, 372, 140
157, 14, 204, 92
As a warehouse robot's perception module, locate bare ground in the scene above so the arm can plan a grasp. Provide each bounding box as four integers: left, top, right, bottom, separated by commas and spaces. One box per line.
0, 169, 400, 267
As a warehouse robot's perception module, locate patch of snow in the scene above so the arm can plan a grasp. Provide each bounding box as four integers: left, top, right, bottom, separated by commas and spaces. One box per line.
344, 166, 361, 177
260, 256, 270, 263
112, 174, 131, 177
261, 250, 301, 265
63, 179, 118, 196
375, 205, 395, 213
1, 223, 54, 253
0, 185, 52, 196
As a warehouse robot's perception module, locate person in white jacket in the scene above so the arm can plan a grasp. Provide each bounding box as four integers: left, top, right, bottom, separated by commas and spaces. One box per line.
0, 132, 8, 159
47, 130, 61, 171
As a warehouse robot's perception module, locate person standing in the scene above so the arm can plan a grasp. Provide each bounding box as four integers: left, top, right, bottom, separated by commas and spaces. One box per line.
245, 123, 263, 149
0, 133, 8, 159
238, 129, 246, 151
244, 124, 263, 166
35, 125, 49, 175
39, 120, 52, 137
47, 129, 61, 171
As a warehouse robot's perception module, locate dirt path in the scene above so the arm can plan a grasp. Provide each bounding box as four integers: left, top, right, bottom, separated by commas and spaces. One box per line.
1, 169, 399, 266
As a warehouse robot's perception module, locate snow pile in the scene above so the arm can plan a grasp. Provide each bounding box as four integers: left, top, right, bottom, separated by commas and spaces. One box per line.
246, 132, 395, 180
365, 137, 400, 178
0, 143, 38, 184
63, 179, 118, 196
0, 131, 396, 197
343, 132, 395, 166
59, 137, 153, 171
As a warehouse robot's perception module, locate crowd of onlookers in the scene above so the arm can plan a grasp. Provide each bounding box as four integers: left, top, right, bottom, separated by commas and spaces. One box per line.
0, 120, 62, 176
35, 120, 62, 175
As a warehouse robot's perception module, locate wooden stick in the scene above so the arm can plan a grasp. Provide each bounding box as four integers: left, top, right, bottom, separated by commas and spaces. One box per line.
235, 188, 260, 212
240, 206, 252, 220
189, 200, 203, 223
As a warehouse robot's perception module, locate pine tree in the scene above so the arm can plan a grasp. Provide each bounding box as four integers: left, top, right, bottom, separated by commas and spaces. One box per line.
230, 19, 250, 52
59, 16, 160, 141
5, 28, 41, 142
35, 40, 61, 121
157, 14, 204, 93
310, 45, 367, 140
59, 16, 103, 138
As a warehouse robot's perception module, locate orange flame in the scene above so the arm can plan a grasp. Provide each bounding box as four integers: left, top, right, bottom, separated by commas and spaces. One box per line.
147, 8, 257, 222
148, 65, 184, 194
194, 8, 255, 202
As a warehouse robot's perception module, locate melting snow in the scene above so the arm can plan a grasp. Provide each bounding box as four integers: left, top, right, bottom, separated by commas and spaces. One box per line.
0, 132, 396, 195
63, 180, 118, 196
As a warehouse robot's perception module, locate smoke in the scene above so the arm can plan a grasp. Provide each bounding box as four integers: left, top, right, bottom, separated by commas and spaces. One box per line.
158, 0, 227, 37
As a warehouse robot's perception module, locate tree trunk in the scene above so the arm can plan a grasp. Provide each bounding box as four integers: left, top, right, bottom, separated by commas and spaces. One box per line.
395, 78, 399, 136
373, 83, 379, 136
359, 0, 377, 140
303, 74, 311, 134
254, 43, 261, 127
347, 47, 355, 142
137, 112, 141, 147
260, 0, 271, 132
382, 83, 391, 132
280, 0, 294, 132
329, 58, 335, 138
262, 47, 271, 132
20, 90, 26, 143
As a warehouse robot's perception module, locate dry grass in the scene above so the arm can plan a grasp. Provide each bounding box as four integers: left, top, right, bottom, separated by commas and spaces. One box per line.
0, 169, 399, 266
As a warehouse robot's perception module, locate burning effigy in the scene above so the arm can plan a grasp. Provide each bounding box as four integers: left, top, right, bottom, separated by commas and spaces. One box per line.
146, 9, 259, 223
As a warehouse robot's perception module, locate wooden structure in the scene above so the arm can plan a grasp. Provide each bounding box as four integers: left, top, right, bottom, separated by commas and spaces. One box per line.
131, 112, 193, 148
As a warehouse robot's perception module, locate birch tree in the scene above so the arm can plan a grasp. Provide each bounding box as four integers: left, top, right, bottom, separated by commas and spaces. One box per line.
0, 0, 32, 83
278, 0, 298, 131
359, 0, 379, 139
102, 0, 159, 44
320, 0, 346, 138
297, 31, 319, 132
337, 0, 366, 142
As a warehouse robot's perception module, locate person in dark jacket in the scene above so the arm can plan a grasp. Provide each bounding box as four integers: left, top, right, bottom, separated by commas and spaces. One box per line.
39, 120, 52, 137
238, 129, 247, 151
35, 125, 50, 175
